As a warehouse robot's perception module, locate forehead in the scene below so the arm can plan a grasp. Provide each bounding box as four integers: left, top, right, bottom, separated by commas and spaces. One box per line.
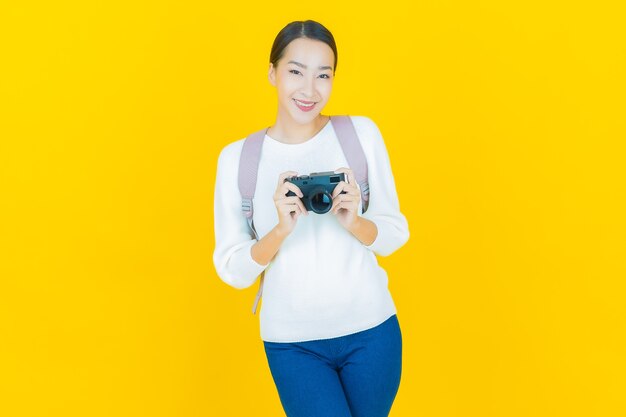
283, 38, 334, 64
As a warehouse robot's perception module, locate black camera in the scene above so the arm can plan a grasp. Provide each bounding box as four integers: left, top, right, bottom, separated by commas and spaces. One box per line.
285, 171, 346, 214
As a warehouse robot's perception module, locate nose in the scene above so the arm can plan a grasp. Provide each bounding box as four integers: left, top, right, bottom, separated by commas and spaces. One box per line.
300, 74, 317, 99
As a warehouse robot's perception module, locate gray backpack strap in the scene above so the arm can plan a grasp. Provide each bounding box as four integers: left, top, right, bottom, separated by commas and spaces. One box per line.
239, 127, 268, 223
238, 126, 270, 315
330, 115, 370, 213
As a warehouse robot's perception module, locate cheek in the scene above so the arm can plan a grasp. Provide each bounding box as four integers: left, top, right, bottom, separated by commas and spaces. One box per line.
318, 82, 333, 98
278, 80, 298, 97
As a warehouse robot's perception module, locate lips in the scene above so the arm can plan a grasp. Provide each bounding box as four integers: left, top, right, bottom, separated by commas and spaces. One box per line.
294, 99, 316, 111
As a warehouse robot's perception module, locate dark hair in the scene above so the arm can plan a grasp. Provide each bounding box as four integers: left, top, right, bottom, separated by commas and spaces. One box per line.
269, 20, 338, 73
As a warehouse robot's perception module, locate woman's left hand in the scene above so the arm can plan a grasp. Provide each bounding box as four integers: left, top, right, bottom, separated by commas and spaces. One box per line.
331, 167, 361, 230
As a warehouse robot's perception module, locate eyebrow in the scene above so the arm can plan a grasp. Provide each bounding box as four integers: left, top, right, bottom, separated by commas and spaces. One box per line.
287, 60, 333, 71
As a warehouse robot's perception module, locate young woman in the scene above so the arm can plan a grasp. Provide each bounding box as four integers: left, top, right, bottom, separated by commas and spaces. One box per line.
213, 20, 410, 417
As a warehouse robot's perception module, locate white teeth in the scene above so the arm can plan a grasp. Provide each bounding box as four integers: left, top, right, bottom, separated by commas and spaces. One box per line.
295, 99, 314, 107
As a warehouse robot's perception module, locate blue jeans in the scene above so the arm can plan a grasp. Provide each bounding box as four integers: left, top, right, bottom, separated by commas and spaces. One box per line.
263, 314, 402, 417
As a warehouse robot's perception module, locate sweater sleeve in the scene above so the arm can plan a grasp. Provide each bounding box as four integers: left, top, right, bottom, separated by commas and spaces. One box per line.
353, 116, 410, 256
212, 141, 270, 289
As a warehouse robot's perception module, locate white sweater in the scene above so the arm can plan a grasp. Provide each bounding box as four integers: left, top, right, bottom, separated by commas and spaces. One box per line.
213, 115, 410, 342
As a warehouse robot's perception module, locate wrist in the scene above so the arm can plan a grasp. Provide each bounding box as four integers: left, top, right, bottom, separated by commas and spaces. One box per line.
346, 216, 362, 234
347, 216, 377, 246
273, 224, 290, 240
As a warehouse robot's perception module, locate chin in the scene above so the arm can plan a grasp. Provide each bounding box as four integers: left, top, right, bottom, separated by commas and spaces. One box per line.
288, 107, 320, 121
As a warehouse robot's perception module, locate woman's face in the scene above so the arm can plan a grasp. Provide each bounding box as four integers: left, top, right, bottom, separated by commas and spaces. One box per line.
268, 37, 335, 124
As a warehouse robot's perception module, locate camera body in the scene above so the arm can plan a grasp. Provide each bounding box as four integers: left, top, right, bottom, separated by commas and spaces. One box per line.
285, 171, 346, 214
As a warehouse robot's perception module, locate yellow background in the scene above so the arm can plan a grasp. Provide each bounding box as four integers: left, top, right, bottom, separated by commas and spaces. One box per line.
1, 1, 625, 416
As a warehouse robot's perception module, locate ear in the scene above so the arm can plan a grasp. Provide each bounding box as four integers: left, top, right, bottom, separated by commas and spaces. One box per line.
268, 63, 276, 87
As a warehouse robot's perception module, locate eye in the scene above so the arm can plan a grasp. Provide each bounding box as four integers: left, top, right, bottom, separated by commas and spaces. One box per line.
289, 69, 301, 75
320, 74, 330, 79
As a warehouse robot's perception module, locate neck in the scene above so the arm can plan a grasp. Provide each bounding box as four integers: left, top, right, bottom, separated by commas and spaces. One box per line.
268, 109, 329, 144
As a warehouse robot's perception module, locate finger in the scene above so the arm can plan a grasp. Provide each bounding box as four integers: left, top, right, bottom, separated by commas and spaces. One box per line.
334, 167, 353, 184
332, 181, 347, 198
277, 171, 299, 187
296, 197, 309, 215
331, 194, 357, 211
279, 195, 308, 215
279, 181, 304, 198
335, 195, 357, 203
274, 183, 302, 200
332, 181, 358, 198
339, 168, 357, 190
343, 181, 360, 196
278, 196, 304, 206
339, 181, 359, 195
331, 181, 343, 200
335, 198, 358, 211
332, 193, 357, 203
279, 203, 300, 215
348, 170, 357, 188
336, 168, 358, 193
332, 201, 355, 214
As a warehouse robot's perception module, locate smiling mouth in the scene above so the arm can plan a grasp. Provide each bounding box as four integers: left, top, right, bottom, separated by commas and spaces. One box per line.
293, 99, 317, 110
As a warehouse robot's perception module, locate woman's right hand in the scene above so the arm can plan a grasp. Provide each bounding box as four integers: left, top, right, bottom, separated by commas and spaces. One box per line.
273, 171, 308, 236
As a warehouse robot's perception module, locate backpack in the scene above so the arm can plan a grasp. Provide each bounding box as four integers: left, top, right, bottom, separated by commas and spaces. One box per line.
238, 115, 370, 314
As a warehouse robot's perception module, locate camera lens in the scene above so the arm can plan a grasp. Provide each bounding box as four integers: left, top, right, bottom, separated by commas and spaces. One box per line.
308, 186, 333, 214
